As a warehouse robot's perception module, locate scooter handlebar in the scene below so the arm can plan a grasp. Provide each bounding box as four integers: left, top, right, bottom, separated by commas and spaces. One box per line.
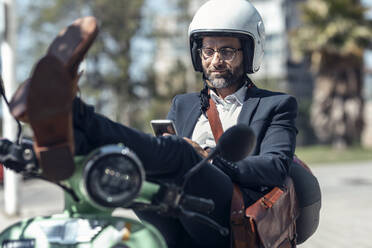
180, 207, 229, 236
180, 194, 214, 215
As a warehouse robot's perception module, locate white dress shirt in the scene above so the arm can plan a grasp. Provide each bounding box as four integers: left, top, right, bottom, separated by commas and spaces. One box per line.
191, 85, 248, 149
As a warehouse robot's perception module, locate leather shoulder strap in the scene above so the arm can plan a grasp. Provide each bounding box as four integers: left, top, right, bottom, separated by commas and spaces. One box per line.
206, 90, 247, 220
206, 95, 223, 142
205, 93, 248, 248
231, 185, 253, 248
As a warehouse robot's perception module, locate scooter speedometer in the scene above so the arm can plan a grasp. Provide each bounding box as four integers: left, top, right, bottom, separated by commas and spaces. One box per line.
83, 145, 144, 208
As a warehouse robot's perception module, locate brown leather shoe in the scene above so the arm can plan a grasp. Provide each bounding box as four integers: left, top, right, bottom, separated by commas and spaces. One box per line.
27, 55, 75, 181
9, 16, 99, 122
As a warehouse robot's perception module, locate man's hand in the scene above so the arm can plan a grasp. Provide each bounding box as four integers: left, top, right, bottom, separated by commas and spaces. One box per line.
162, 133, 209, 158
183, 137, 209, 158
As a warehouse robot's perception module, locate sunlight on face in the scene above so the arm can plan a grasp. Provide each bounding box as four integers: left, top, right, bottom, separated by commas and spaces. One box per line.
201, 36, 244, 89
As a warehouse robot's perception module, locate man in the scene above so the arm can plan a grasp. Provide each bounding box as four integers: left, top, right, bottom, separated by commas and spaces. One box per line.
168, 0, 296, 198
167, 0, 320, 245
136, 0, 300, 247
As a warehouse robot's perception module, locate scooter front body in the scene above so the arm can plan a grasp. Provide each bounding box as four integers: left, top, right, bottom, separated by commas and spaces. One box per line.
0, 213, 167, 248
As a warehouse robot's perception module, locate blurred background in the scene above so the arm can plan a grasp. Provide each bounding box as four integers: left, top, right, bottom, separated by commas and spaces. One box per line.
0, 0, 372, 247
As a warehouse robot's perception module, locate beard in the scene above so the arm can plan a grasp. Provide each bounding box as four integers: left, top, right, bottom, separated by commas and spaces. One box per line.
204, 65, 244, 89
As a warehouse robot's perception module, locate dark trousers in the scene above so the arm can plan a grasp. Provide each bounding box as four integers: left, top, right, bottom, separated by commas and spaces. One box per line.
73, 98, 233, 248
289, 161, 321, 244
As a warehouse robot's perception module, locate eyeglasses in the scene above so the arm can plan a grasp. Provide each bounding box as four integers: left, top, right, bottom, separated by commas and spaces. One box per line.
199, 47, 242, 61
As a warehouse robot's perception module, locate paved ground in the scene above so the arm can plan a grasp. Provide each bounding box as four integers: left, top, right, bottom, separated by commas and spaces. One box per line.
298, 160, 372, 248
1, 160, 372, 247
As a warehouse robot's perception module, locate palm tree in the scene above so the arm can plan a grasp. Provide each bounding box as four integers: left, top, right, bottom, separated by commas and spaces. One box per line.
290, 0, 372, 148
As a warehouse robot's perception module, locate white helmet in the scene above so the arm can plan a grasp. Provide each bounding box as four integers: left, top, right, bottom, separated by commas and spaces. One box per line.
188, 0, 265, 74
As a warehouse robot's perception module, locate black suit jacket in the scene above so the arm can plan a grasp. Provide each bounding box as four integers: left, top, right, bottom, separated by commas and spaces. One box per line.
167, 86, 298, 188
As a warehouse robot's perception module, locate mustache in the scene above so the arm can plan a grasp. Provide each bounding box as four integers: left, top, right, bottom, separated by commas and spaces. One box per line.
208, 69, 233, 78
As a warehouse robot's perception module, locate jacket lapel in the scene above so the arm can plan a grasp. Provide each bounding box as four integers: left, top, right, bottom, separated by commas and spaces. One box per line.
182, 100, 202, 138
238, 86, 260, 125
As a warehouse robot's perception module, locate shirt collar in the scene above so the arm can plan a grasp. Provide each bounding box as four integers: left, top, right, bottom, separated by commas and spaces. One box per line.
210, 83, 247, 106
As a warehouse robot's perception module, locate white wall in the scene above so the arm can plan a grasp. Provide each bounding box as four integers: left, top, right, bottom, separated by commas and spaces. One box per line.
252, 0, 287, 79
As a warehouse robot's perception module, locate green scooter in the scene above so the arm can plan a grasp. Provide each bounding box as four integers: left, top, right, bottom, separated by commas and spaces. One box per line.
0, 138, 172, 248
0, 89, 254, 247
0, 131, 254, 248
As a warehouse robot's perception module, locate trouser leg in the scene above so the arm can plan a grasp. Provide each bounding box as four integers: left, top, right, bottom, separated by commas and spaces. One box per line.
73, 98, 199, 181
136, 164, 233, 248
134, 212, 187, 248
289, 161, 321, 243
180, 164, 233, 247
296, 201, 321, 244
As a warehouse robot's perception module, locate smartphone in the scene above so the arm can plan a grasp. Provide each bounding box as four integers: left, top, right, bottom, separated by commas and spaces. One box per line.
150, 119, 178, 136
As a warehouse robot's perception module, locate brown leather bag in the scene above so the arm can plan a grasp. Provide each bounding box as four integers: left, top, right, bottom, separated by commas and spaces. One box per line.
206, 96, 299, 248
230, 178, 299, 248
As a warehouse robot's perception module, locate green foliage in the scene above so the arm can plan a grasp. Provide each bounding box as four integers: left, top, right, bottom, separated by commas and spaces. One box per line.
295, 145, 372, 165
27, 0, 146, 125
252, 76, 286, 92
289, 0, 371, 147
296, 99, 317, 146
23, 0, 203, 129
290, 0, 372, 62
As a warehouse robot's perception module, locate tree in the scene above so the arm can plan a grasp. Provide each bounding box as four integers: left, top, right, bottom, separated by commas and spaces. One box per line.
290, 0, 372, 148
144, 0, 201, 124
26, 0, 146, 126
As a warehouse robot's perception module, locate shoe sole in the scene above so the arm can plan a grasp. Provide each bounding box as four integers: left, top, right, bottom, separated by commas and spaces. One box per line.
27, 55, 75, 181
47, 16, 99, 77
9, 16, 98, 122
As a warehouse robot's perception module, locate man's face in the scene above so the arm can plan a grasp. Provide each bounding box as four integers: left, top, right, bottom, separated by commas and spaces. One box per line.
200, 36, 244, 89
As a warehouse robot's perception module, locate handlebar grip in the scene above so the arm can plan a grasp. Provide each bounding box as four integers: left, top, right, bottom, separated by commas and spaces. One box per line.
181, 195, 215, 214
0, 138, 36, 172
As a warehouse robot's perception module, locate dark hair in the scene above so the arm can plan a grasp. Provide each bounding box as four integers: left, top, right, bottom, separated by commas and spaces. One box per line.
199, 75, 210, 117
